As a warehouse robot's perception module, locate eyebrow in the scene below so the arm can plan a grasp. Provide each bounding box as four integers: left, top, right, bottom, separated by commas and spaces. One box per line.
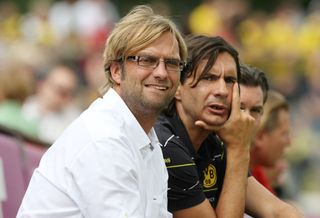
251, 106, 263, 111
207, 67, 237, 76
240, 103, 263, 110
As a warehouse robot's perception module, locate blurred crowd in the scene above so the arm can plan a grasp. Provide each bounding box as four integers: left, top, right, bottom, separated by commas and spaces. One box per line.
0, 0, 119, 142
0, 0, 319, 216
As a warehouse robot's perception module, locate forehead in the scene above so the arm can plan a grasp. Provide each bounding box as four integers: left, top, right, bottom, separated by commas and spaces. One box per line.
240, 85, 264, 105
213, 52, 237, 72
137, 32, 180, 58
199, 52, 237, 76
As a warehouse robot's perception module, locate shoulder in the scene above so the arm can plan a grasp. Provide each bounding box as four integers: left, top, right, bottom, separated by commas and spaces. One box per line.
154, 114, 175, 144
155, 115, 189, 152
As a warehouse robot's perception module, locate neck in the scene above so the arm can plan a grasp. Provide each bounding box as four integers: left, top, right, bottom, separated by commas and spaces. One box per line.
113, 87, 160, 134
176, 104, 210, 151
133, 111, 158, 134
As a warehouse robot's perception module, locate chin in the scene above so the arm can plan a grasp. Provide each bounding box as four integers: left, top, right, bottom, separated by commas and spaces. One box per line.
206, 119, 226, 127
203, 113, 228, 126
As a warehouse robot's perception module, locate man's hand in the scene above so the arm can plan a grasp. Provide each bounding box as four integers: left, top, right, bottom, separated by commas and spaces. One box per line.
217, 82, 256, 152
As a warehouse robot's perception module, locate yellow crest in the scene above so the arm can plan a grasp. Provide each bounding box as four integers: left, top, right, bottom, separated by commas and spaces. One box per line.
203, 164, 217, 188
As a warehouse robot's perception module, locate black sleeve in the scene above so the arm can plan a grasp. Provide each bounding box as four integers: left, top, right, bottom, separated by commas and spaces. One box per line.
161, 137, 206, 212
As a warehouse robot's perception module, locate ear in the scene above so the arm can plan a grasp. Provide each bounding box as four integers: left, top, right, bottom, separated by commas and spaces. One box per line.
110, 61, 121, 85
174, 85, 182, 101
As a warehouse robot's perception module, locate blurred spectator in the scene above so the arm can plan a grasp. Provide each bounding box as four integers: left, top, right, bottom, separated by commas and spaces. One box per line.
250, 90, 291, 195
0, 64, 38, 137
22, 63, 81, 144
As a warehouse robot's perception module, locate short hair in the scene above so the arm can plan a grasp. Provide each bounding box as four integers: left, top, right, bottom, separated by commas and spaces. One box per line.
102, 5, 187, 91
239, 64, 269, 104
181, 35, 240, 86
259, 90, 289, 132
163, 35, 240, 116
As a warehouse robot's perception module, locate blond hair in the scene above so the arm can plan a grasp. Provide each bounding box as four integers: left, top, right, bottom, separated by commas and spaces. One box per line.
259, 90, 289, 132
102, 5, 187, 92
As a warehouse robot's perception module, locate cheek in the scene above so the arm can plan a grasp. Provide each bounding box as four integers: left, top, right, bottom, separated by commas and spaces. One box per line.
269, 134, 284, 154
227, 86, 233, 102
170, 73, 180, 86
225, 95, 232, 109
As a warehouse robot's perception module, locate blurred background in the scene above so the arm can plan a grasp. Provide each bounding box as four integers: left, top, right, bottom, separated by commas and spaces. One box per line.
0, 0, 319, 217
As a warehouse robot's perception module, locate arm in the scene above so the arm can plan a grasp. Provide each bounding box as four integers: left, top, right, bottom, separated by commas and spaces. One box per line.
173, 199, 216, 218
214, 143, 249, 218
245, 176, 304, 218
196, 83, 256, 217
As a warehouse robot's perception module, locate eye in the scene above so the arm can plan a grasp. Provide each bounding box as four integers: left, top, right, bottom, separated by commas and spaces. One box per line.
165, 59, 180, 67
250, 108, 263, 118
225, 77, 237, 84
202, 75, 217, 81
252, 108, 263, 114
139, 56, 158, 66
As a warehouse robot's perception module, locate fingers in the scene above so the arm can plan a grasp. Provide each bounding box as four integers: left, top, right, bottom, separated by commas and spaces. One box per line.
228, 82, 241, 120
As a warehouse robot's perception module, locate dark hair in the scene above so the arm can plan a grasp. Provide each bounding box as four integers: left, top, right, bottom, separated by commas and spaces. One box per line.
181, 35, 240, 86
239, 64, 269, 103
164, 34, 240, 116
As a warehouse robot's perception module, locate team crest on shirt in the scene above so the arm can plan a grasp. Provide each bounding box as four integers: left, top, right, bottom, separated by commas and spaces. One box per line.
203, 164, 217, 188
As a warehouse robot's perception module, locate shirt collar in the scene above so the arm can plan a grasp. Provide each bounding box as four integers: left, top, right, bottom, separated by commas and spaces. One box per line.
166, 111, 199, 159
103, 88, 156, 151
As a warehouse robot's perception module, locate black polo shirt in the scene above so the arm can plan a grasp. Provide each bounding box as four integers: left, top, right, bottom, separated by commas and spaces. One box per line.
154, 111, 226, 212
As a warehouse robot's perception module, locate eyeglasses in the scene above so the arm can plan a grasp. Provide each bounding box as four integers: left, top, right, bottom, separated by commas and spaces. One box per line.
126, 55, 185, 72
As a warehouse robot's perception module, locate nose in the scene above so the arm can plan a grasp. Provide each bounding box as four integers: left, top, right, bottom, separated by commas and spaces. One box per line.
212, 79, 228, 97
153, 61, 168, 80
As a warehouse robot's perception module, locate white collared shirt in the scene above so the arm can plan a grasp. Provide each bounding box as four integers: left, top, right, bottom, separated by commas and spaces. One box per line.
17, 88, 171, 218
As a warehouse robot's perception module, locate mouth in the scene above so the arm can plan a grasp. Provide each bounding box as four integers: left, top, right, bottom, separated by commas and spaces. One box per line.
208, 103, 228, 115
145, 84, 169, 91
209, 103, 227, 110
